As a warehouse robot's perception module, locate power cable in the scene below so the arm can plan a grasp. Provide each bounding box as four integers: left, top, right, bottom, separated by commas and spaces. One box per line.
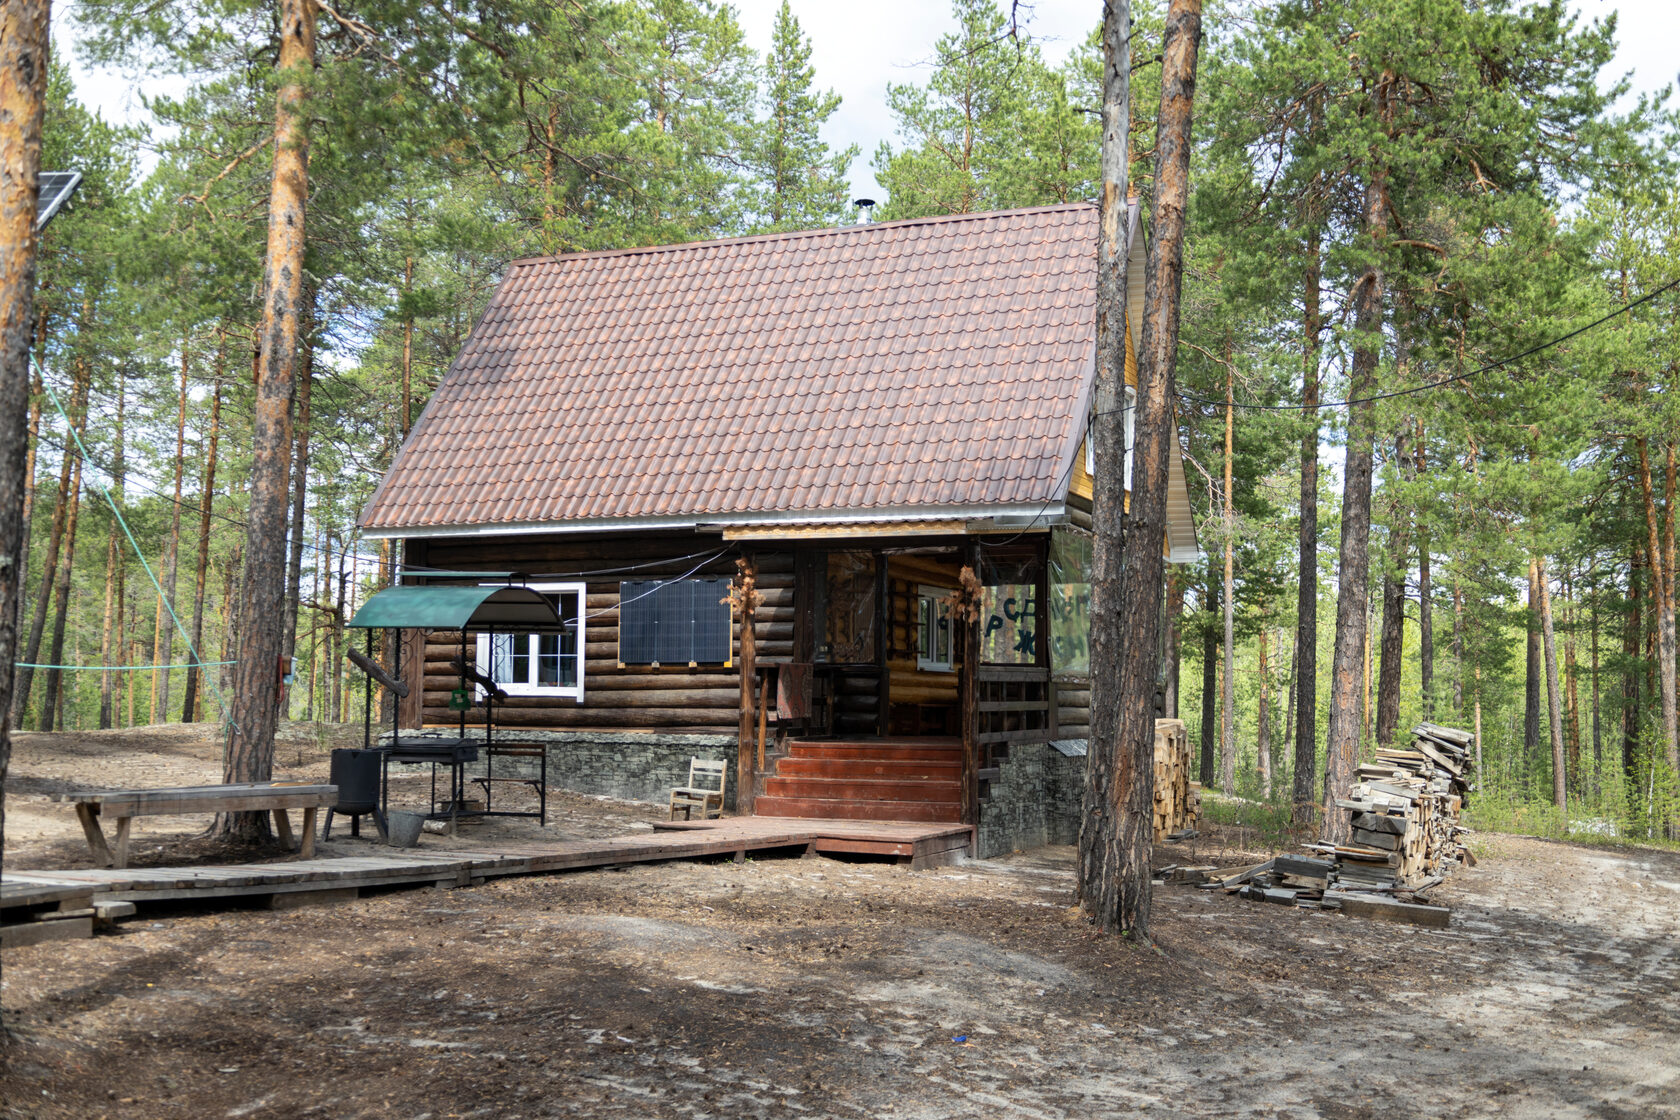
1175, 276, 1680, 413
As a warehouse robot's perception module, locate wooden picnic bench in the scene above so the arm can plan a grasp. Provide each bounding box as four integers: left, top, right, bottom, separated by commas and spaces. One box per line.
49, 782, 338, 869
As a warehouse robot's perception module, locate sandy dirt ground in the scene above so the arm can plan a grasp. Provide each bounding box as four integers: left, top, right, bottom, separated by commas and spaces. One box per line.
2, 726, 1678, 1119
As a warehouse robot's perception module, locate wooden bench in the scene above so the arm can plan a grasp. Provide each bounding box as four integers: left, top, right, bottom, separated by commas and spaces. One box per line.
50, 783, 338, 869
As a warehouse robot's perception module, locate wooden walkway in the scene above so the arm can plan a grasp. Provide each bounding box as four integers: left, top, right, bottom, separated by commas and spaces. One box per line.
1, 817, 971, 942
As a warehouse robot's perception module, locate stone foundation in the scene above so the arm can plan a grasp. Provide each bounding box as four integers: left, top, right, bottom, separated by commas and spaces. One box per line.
976, 742, 1087, 859
384, 730, 738, 810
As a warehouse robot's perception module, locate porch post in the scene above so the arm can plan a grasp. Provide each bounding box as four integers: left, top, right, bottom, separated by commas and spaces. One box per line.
874, 549, 889, 736
736, 554, 758, 816
960, 540, 980, 832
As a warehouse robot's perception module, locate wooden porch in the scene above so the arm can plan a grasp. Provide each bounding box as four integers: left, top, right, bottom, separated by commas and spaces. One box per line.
1, 816, 976, 940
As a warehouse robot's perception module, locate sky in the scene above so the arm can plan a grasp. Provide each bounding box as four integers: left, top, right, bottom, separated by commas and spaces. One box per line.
61, 1, 1676, 204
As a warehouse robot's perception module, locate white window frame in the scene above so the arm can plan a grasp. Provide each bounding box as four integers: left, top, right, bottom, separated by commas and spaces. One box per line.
1086, 386, 1137, 490
473, 581, 586, 703
916, 585, 956, 673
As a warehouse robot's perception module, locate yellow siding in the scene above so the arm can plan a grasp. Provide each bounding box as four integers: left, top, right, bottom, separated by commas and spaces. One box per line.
1069, 319, 1139, 503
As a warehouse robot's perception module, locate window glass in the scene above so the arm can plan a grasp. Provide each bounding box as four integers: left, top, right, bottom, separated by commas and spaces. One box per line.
917, 586, 955, 672
1049, 529, 1092, 677
978, 549, 1040, 665
818, 551, 876, 664
474, 583, 585, 700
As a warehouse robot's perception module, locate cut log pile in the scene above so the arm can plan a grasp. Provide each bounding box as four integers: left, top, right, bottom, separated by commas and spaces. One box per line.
1156, 723, 1476, 929
1152, 718, 1202, 843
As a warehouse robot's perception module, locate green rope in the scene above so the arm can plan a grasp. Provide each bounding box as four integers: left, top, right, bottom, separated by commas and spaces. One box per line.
13, 660, 238, 671
35, 354, 235, 729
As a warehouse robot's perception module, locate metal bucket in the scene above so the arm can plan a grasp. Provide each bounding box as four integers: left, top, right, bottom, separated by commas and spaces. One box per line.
386, 810, 424, 848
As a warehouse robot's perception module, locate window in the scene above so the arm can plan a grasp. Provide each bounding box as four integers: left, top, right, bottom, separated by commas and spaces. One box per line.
917, 586, 956, 673
1086, 385, 1138, 489
618, 578, 733, 666
474, 582, 585, 702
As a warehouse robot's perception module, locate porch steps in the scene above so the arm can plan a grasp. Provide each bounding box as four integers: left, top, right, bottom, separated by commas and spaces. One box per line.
755, 739, 964, 824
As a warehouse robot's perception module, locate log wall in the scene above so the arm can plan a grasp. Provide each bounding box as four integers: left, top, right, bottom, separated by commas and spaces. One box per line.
410, 534, 792, 733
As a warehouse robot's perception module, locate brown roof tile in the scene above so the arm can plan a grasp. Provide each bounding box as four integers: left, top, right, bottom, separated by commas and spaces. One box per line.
361, 204, 1104, 533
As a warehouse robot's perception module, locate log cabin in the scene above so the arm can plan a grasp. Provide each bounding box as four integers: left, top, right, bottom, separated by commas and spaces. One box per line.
358, 202, 1198, 858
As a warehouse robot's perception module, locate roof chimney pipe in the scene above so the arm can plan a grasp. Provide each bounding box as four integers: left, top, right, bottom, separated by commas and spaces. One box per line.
853, 198, 876, 224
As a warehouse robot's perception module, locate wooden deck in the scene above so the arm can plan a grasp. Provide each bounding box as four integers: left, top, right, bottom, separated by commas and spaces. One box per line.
1, 817, 972, 938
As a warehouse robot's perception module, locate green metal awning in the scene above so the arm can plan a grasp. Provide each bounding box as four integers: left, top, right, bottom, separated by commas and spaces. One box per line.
347, 585, 563, 632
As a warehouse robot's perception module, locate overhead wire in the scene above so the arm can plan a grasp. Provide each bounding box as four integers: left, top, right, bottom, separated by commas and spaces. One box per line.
1174, 276, 1680, 413
35, 356, 234, 728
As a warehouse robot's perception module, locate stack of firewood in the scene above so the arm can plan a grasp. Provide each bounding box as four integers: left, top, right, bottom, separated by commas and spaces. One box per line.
1159, 723, 1477, 928
1315, 722, 1475, 892
1152, 718, 1202, 842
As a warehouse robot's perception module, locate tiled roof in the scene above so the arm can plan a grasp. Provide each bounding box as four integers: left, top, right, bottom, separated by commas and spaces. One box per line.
360, 204, 1106, 534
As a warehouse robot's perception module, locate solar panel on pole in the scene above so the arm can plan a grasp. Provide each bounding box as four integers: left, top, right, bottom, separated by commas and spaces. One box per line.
35, 171, 83, 232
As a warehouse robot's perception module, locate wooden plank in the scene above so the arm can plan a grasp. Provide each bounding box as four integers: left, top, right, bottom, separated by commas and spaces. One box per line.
1332, 892, 1451, 929
1, 881, 97, 910
268, 887, 359, 910
1350, 811, 1408, 835
1, 916, 94, 949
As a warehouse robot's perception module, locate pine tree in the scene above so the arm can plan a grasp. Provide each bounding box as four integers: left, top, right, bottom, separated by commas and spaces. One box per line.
746, 1, 855, 233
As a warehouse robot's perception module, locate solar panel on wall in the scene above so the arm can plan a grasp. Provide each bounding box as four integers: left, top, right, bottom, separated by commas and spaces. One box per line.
690, 579, 731, 663
618, 578, 732, 665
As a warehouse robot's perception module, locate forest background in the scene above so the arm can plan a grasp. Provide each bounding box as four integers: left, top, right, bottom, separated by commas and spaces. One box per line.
12, 0, 1679, 842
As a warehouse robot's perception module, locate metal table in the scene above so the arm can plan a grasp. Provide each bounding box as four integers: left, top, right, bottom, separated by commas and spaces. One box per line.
381, 738, 480, 835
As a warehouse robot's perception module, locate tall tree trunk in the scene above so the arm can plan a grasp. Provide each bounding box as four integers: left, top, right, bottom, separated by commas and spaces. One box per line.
1321, 78, 1392, 840
1081, 0, 1202, 940
1256, 626, 1271, 797
0, 0, 50, 868
223, 0, 315, 840
1163, 567, 1184, 717
1219, 353, 1236, 795
1564, 568, 1581, 789
1200, 578, 1217, 784
1077, 0, 1134, 931
1281, 627, 1296, 782
280, 298, 315, 717
152, 341, 189, 721
1590, 575, 1602, 793
38, 448, 81, 729
180, 380, 222, 722
97, 368, 124, 728
1473, 667, 1483, 777
1537, 556, 1567, 814
401, 254, 415, 437
1526, 556, 1542, 778
15, 351, 88, 724
1363, 591, 1374, 741
14, 423, 67, 723
1375, 434, 1409, 746
1415, 427, 1433, 720
1624, 549, 1643, 787
1292, 258, 1322, 823
15, 356, 38, 642
1452, 578, 1464, 714
217, 540, 241, 705
1635, 438, 1678, 781
1375, 558, 1407, 744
